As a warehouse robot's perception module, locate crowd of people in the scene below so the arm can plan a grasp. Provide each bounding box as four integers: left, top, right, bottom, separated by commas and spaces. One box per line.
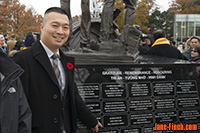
0, 32, 37, 57
139, 30, 200, 63
2, 29, 200, 64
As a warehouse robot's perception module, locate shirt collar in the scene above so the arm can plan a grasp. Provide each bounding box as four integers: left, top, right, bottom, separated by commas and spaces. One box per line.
0, 72, 5, 82
40, 40, 60, 59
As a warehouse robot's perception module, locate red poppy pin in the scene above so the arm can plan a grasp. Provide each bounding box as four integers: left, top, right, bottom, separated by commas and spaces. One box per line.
67, 63, 73, 70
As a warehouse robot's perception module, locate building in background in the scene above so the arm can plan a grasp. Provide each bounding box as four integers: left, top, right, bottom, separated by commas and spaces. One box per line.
0, 0, 3, 4
174, 14, 200, 45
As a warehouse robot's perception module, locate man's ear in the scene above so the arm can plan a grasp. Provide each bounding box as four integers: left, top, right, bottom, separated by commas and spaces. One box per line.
40, 23, 44, 32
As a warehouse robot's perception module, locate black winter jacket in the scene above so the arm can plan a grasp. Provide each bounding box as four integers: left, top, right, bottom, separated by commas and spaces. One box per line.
148, 44, 185, 59
0, 51, 31, 133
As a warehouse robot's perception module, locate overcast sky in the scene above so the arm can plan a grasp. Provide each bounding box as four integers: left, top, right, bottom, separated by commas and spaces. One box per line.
19, 0, 171, 16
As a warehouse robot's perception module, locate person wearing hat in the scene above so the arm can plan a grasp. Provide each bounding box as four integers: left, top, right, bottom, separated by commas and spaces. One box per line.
23, 32, 35, 49
139, 34, 155, 55
7, 34, 17, 54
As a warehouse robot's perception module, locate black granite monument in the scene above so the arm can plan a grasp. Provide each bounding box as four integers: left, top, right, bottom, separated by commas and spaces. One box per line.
59, 1, 199, 133
75, 64, 200, 132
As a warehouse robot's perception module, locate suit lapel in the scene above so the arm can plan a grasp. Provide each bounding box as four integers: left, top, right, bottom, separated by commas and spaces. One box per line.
59, 50, 75, 101
32, 41, 59, 88
60, 51, 69, 95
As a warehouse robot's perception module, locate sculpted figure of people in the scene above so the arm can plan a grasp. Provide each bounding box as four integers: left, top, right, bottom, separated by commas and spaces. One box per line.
60, 0, 91, 47
100, 0, 138, 41
123, 0, 138, 26
60, 0, 71, 20
60, 0, 138, 51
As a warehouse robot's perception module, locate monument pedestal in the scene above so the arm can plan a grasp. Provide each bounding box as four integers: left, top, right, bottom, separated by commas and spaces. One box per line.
75, 63, 200, 133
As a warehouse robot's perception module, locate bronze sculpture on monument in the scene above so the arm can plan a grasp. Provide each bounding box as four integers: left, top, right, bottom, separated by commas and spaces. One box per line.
60, 0, 140, 63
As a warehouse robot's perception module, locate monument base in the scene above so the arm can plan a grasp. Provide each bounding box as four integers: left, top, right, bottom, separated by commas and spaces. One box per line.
75, 63, 200, 133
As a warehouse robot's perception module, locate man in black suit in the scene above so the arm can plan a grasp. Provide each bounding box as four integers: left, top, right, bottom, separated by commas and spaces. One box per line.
13, 7, 102, 133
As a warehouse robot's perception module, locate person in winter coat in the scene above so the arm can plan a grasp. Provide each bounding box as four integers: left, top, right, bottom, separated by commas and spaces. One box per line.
0, 50, 31, 133
139, 34, 154, 55
13, 7, 102, 133
9, 40, 25, 57
147, 29, 186, 59
7, 34, 17, 54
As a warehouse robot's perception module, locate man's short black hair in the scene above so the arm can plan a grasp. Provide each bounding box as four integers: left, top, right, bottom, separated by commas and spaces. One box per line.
153, 29, 166, 41
44, 7, 69, 17
4, 34, 8, 37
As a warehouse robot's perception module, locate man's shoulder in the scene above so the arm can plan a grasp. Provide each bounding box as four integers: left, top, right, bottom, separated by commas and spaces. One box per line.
169, 45, 181, 51
13, 47, 33, 62
151, 44, 181, 54
7, 39, 16, 43
15, 40, 41, 56
18, 47, 33, 55
153, 44, 176, 49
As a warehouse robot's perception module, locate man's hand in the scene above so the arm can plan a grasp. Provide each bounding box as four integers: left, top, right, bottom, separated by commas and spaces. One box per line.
142, 33, 147, 38
92, 121, 103, 133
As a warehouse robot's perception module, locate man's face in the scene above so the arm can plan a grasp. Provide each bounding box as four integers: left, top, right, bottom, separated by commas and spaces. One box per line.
0, 38, 5, 46
40, 12, 70, 53
190, 38, 200, 48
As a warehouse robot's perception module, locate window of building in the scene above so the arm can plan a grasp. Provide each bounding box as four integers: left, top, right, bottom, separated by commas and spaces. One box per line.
174, 14, 200, 44
188, 22, 195, 37
196, 22, 200, 36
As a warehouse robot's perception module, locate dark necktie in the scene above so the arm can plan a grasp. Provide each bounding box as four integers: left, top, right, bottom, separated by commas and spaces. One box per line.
51, 54, 63, 97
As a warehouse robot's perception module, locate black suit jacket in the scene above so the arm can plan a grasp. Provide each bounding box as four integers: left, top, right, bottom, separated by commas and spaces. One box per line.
13, 40, 97, 133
